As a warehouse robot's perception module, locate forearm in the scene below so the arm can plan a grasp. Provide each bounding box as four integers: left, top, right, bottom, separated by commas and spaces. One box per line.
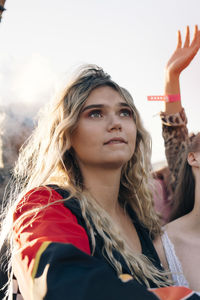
164, 71, 182, 115
160, 109, 189, 191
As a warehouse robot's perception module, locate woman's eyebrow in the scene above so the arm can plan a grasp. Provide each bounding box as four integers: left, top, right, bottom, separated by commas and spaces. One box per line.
81, 102, 130, 113
118, 103, 130, 107
81, 104, 104, 113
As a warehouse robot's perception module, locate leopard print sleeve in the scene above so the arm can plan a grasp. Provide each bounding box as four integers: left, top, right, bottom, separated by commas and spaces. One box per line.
160, 108, 189, 192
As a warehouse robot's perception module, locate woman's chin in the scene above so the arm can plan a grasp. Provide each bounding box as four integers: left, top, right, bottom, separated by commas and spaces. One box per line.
100, 157, 130, 170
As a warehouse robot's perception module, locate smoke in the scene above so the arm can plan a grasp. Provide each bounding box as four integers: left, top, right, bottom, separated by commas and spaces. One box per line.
0, 53, 63, 201
0, 52, 64, 165
0, 53, 61, 115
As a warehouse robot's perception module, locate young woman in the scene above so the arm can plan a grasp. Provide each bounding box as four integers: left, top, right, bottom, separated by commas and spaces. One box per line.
154, 25, 200, 295
152, 25, 200, 224
0, 65, 169, 300
0, 65, 174, 300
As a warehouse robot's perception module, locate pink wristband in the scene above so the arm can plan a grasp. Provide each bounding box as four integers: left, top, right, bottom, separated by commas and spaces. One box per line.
147, 94, 181, 103
164, 94, 181, 103
147, 96, 165, 101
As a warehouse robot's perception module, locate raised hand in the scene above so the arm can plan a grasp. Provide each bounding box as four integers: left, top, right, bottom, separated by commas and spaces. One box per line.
164, 25, 200, 114
166, 25, 200, 78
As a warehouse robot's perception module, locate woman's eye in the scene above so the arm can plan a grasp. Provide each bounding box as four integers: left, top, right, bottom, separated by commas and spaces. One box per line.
119, 109, 132, 117
88, 110, 102, 118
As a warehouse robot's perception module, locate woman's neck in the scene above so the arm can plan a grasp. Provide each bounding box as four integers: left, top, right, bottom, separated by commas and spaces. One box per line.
179, 171, 200, 233
189, 171, 200, 225
81, 165, 122, 216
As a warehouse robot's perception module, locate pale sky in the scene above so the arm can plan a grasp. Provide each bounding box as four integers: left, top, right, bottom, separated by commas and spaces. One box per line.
1, 0, 200, 163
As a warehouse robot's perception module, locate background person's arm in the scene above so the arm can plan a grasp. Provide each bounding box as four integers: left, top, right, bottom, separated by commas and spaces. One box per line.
161, 25, 200, 192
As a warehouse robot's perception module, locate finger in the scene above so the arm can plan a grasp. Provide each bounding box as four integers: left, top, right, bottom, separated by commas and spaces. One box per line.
176, 30, 182, 49
183, 26, 190, 47
190, 24, 199, 47
189, 27, 200, 58
194, 31, 200, 50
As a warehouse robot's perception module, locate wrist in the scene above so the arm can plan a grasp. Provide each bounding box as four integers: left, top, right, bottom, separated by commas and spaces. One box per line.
147, 94, 181, 103
164, 70, 180, 96
165, 69, 180, 84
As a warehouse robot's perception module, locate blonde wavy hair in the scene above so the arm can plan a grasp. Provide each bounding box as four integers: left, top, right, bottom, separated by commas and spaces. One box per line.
1, 65, 169, 295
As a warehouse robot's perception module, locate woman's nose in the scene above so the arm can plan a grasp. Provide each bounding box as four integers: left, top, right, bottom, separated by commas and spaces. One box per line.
107, 115, 122, 132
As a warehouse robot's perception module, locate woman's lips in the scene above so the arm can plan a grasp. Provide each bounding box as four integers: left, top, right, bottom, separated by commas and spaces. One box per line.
104, 138, 127, 145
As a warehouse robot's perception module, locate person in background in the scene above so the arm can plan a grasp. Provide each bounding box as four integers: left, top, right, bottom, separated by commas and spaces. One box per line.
154, 134, 200, 295
154, 26, 200, 294
153, 25, 200, 224
152, 166, 172, 224
0, 0, 6, 23
0, 3, 10, 300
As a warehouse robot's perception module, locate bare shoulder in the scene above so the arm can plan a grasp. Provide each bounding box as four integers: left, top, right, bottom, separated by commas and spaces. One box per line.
165, 218, 185, 241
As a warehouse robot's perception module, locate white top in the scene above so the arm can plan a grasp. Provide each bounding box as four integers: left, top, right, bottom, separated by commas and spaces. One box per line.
161, 230, 200, 296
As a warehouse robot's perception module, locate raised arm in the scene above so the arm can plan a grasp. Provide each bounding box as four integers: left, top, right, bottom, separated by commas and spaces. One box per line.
164, 25, 200, 114
161, 25, 200, 192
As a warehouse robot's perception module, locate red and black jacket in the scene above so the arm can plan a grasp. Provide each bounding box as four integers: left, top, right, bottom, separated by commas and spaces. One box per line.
13, 185, 200, 300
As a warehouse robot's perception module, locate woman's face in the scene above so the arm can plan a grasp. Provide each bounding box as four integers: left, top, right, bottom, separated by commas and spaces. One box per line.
71, 86, 137, 170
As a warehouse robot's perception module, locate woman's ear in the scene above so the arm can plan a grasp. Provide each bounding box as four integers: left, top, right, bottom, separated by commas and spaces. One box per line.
187, 152, 199, 167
